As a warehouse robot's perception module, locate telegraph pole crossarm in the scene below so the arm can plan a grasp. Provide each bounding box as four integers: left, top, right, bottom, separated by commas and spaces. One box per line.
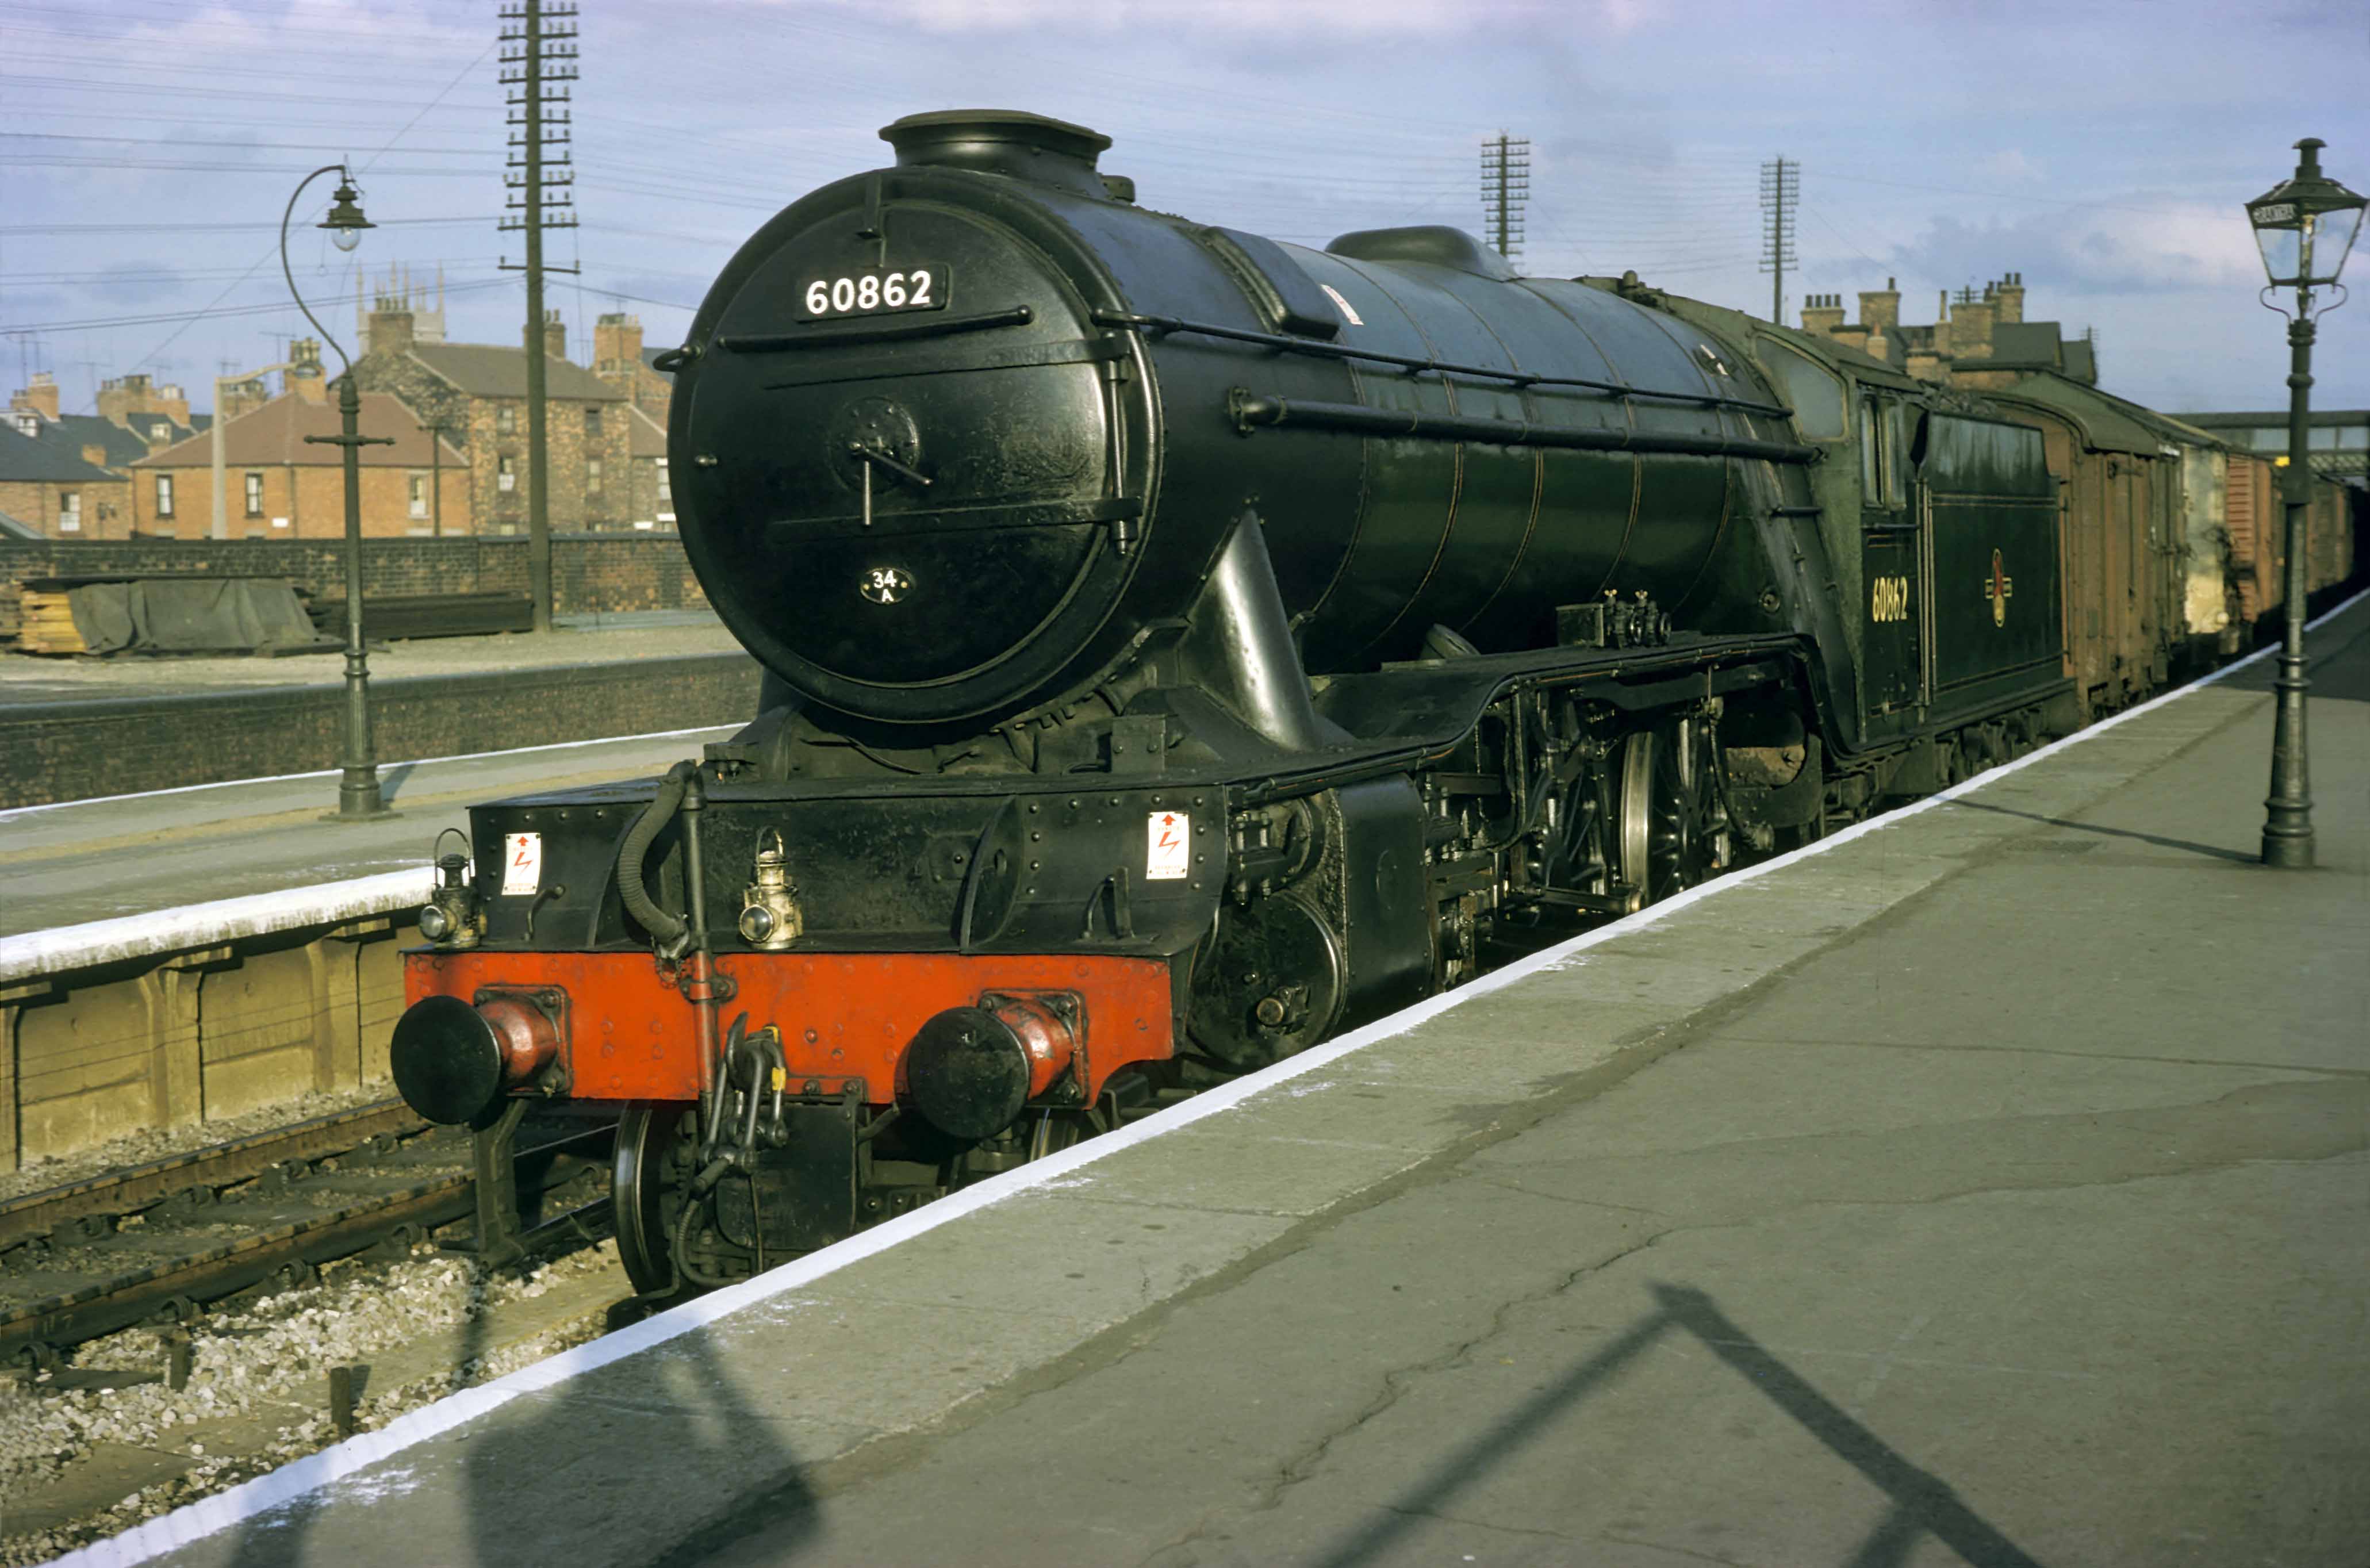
499, 0, 580, 634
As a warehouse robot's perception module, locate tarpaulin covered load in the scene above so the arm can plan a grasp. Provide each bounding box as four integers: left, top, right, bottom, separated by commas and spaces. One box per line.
56, 577, 329, 655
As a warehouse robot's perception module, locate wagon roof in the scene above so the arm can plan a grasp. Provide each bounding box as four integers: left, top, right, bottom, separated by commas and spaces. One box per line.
1984, 371, 2172, 457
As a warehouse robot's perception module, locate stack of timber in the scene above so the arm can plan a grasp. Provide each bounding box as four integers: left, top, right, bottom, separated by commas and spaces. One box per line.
12, 582, 87, 654
0, 580, 22, 646
310, 592, 535, 642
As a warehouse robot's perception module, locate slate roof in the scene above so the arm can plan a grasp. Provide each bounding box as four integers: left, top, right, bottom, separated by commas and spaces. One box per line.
627, 404, 668, 459
1985, 322, 2066, 369
0, 420, 120, 483
2061, 339, 2096, 383
39, 413, 151, 471
131, 393, 466, 469
408, 343, 623, 401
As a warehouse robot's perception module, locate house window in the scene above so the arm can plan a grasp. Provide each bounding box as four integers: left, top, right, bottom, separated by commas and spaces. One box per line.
656, 457, 672, 504
408, 474, 429, 519
59, 491, 80, 532
496, 405, 516, 435
586, 457, 603, 494
585, 405, 603, 435
244, 472, 264, 517
498, 454, 516, 493
10, 412, 34, 437
155, 474, 175, 517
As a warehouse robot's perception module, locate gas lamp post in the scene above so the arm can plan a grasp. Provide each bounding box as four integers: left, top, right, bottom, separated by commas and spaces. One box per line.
281, 166, 395, 821
2245, 137, 2364, 869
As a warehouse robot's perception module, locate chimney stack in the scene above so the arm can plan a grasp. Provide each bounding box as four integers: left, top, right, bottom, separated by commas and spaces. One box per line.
11, 371, 61, 421
1857, 277, 1900, 332
1993, 270, 2025, 324
1949, 290, 1995, 361
82, 443, 109, 470
542, 309, 567, 364
593, 311, 643, 375
367, 292, 416, 357
222, 377, 271, 422
1801, 293, 1847, 334
290, 339, 328, 404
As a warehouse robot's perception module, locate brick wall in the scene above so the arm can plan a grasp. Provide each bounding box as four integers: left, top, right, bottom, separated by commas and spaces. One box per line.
351, 354, 635, 534
0, 477, 136, 539
0, 533, 706, 614
0, 652, 761, 808
128, 462, 473, 539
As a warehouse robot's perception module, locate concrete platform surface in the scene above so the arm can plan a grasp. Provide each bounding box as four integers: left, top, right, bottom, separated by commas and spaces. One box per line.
0, 724, 732, 938
0, 615, 738, 707
79, 594, 2369, 1568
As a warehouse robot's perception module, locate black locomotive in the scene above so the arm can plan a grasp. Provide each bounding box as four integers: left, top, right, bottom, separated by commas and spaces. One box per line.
390, 110, 2090, 1298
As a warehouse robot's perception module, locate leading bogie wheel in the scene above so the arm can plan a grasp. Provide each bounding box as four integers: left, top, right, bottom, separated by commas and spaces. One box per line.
613, 1101, 696, 1297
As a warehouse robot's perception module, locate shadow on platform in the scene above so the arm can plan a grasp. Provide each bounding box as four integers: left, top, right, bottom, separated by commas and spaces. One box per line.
1945, 798, 2256, 864
213, 1279, 818, 1568
1306, 1283, 2045, 1568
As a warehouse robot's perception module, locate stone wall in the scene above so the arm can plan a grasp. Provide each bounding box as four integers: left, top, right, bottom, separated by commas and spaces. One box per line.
0, 532, 705, 614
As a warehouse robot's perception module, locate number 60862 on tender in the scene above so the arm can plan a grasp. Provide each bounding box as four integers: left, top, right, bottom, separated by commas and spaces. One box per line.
797, 265, 948, 321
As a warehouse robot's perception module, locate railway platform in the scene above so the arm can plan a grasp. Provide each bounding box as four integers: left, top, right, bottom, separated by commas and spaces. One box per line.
0, 615, 756, 811
75, 592, 2369, 1568
0, 724, 738, 941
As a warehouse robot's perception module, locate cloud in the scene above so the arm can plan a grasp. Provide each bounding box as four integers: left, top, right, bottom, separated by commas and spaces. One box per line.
1889, 200, 2265, 297
796, 0, 1621, 36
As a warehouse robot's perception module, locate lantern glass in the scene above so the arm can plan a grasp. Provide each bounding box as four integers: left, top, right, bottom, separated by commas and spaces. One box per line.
2247, 140, 2366, 295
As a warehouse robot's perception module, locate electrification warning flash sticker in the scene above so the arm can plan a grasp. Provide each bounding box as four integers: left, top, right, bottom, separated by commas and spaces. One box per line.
1146, 811, 1190, 881
501, 831, 542, 896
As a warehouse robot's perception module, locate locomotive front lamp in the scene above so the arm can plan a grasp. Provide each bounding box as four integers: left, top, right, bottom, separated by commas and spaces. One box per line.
2244, 137, 2361, 870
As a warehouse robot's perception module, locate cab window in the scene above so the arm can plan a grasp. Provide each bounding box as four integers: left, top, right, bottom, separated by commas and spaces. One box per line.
1758, 339, 1847, 440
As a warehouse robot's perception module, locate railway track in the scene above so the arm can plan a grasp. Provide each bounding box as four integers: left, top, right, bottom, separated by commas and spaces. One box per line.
0, 1099, 612, 1371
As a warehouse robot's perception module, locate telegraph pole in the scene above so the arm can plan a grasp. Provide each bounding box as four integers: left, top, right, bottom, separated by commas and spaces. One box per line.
500, 1, 577, 631
1759, 156, 1798, 323
1480, 133, 1531, 262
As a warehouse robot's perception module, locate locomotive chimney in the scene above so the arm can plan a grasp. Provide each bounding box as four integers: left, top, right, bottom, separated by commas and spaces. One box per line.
880, 109, 1114, 198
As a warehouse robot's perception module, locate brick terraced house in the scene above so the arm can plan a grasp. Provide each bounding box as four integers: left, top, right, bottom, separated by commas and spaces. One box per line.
0, 418, 132, 539
352, 290, 632, 533
127, 379, 469, 539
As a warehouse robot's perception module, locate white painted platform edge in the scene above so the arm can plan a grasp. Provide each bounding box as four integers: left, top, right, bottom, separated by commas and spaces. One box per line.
0, 871, 436, 988
64, 584, 2368, 1567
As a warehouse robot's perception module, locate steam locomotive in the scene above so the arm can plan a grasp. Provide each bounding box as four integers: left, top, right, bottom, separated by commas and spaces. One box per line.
386, 110, 2340, 1298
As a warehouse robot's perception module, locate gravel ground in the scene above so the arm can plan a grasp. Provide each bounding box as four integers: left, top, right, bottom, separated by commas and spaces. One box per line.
0, 1085, 395, 1205
0, 1237, 621, 1565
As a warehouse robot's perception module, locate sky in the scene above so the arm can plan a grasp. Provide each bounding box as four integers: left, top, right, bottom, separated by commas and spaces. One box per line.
2, 0, 2365, 421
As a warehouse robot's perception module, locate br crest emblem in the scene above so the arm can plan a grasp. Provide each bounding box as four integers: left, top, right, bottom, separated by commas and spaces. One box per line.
1984, 550, 2014, 627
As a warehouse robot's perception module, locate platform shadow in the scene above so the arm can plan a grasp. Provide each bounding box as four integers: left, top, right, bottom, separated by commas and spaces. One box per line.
1946, 798, 2256, 864
1307, 1282, 2045, 1568
211, 1268, 816, 1567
